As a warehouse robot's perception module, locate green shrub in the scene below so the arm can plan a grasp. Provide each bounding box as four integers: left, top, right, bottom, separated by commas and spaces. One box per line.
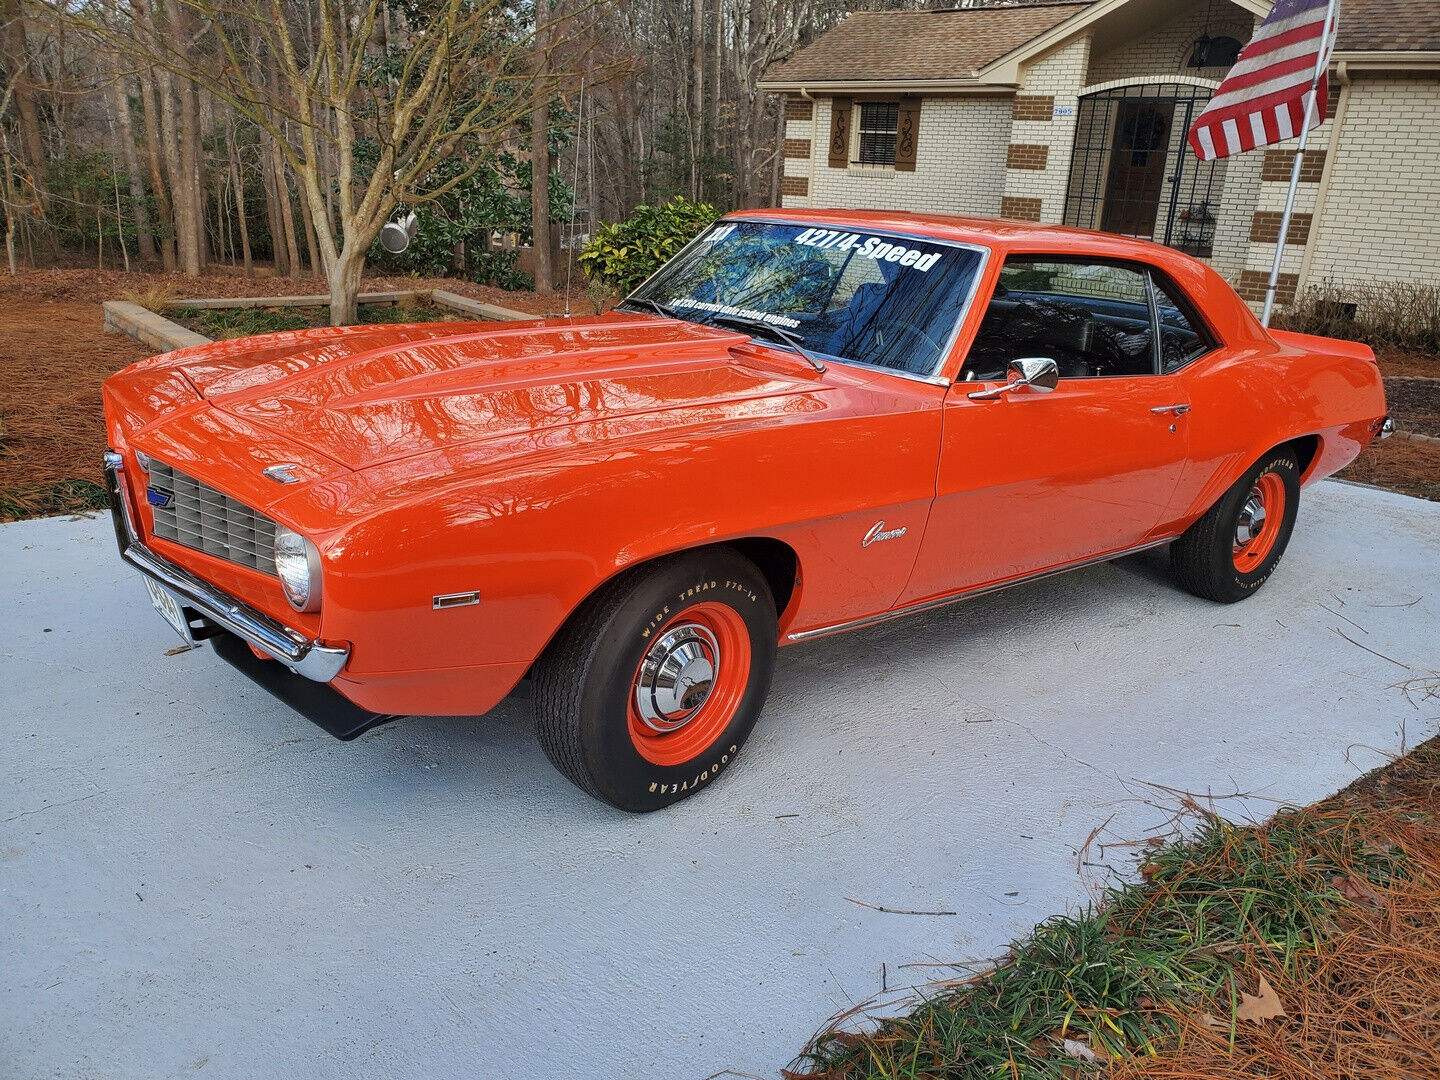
578, 197, 719, 295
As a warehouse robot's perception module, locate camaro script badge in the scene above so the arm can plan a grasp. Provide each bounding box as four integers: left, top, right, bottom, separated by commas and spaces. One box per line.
262, 463, 302, 484
862, 521, 907, 547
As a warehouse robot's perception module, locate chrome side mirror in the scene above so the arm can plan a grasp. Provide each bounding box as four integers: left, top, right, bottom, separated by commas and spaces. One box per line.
967, 357, 1060, 400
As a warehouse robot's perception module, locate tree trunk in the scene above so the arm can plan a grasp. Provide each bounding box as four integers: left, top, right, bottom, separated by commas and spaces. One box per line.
2, 138, 19, 274
710, 0, 722, 155
258, 130, 287, 276
294, 130, 322, 276
269, 135, 301, 278
136, 63, 176, 270
530, 101, 551, 294
227, 126, 253, 276
327, 246, 364, 326
690, 0, 704, 198
1, 0, 48, 214
154, 47, 201, 275
106, 63, 155, 262
176, 67, 204, 274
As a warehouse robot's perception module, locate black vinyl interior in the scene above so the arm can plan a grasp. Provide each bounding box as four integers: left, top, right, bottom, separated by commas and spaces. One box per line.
963, 292, 1156, 381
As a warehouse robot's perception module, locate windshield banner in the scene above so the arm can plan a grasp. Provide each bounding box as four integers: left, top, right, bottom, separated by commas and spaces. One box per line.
792, 228, 942, 272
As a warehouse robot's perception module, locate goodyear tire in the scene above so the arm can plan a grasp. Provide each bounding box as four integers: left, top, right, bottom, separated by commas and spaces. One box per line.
1172, 449, 1301, 604
533, 548, 778, 812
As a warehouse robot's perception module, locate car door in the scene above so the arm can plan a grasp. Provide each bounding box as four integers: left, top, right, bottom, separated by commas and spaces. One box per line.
900, 257, 1194, 605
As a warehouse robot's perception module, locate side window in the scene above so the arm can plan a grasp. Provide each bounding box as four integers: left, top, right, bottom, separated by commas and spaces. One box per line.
1152, 278, 1212, 372
964, 259, 1156, 380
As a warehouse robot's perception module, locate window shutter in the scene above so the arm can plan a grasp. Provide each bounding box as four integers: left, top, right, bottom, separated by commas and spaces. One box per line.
894, 98, 921, 171
828, 97, 853, 168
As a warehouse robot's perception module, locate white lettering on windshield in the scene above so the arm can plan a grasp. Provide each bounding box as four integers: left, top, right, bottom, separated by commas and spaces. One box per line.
670, 298, 801, 329
793, 228, 942, 272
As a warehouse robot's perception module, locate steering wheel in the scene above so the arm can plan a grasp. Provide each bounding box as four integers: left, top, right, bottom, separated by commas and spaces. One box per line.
871, 322, 946, 367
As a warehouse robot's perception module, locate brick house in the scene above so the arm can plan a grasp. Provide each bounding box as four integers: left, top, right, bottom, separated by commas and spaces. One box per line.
759, 0, 1440, 309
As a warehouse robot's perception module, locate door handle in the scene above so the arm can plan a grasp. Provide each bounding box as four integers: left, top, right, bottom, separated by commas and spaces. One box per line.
1151, 404, 1191, 416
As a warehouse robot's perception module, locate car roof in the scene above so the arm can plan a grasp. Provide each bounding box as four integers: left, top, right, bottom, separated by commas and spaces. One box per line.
728, 207, 1192, 263
726, 207, 1270, 346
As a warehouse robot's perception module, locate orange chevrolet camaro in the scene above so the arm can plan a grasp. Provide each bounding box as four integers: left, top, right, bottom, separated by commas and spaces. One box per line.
104, 210, 1390, 810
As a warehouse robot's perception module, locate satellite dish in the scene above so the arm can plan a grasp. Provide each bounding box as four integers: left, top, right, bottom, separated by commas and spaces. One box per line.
379, 211, 419, 254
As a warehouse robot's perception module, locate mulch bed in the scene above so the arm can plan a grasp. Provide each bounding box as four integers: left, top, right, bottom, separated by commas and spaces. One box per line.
2, 270, 1437, 519
0, 269, 574, 520
1340, 437, 1440, 502
1383, 376, 1440, 438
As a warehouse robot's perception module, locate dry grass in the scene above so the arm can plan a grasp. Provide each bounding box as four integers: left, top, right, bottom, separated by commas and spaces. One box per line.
1276, 281, 1440, 356
116, 282, 179, 313
790, 737, 1440, 1080
1110, 743, 1440, 1080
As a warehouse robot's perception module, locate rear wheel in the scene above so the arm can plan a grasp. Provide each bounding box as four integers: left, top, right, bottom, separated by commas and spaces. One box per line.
1172, 450, 1300, 603
533, 549, 777, 811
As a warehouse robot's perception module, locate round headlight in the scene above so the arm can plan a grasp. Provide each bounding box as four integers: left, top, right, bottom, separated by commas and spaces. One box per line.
274, 526, 322, 612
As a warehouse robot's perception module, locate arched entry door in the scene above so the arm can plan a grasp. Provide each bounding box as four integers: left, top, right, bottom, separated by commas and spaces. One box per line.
1064, 83, 1223, 256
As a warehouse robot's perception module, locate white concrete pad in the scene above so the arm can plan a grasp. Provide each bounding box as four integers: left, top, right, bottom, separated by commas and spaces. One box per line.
3, 481, 1437, 1080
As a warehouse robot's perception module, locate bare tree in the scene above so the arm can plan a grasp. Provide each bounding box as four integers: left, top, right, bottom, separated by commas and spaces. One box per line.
66, 0, 588, 321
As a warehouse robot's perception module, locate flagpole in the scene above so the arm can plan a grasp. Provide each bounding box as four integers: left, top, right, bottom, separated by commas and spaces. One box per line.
1261, 0, 1340, 327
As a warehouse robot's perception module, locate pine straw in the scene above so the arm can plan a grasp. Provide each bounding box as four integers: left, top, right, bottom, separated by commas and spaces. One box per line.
1110, 755, 1440, 1080
1340, 438, 1440, 503
0, 268, 571, 522
789, 737, 1440, 1080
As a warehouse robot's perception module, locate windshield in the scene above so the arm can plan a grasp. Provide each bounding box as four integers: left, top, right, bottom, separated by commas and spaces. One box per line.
626, 220, 986, 378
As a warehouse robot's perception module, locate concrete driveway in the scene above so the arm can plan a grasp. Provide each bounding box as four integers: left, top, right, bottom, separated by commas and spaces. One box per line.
3, 480, 1438, 1080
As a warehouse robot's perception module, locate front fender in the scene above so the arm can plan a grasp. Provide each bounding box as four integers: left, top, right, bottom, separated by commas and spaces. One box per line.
280, 381, 943, 700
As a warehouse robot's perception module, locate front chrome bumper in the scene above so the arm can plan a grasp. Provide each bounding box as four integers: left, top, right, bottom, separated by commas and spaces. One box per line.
104, 451, 349, 683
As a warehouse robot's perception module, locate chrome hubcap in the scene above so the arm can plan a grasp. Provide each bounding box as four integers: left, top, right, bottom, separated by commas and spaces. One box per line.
1235, 488, 1268, 547
634, 623, 720, 733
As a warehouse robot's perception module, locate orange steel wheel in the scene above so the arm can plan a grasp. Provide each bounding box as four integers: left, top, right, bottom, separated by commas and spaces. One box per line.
627, 601, 752, 767
1232, 470, 1287, 572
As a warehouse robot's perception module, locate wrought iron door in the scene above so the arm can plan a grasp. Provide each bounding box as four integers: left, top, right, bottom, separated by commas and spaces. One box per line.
1064, 84, 1222, 257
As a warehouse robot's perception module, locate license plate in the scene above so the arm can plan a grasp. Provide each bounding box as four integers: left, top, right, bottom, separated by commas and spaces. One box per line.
145, 578, 195, 645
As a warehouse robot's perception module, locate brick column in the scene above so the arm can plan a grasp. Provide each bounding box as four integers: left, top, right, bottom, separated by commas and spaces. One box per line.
780, 97, 814, 207
1002, 35, 1091, 223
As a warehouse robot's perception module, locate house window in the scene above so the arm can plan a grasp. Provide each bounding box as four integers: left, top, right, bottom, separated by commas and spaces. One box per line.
856, 102, 900, 165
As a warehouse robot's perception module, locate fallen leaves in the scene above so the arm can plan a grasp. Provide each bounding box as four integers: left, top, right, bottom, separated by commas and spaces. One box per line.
1235, 974, 1287, 1023
1331, 874, 1382, 908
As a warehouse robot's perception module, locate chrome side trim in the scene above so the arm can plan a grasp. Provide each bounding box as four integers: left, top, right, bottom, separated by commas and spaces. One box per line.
105, 451, 349, 683
786, 537, 1174, 643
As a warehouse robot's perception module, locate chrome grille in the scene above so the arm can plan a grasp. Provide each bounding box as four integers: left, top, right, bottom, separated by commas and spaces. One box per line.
147, 460, 278, 576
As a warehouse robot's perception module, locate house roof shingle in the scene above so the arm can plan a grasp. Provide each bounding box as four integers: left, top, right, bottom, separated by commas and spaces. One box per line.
761, 3, 1094, 86
1335, 0, 1440, 53
760, 0, 1440, 91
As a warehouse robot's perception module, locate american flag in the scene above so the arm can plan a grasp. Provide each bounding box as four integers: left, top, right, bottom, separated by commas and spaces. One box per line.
1188, 0, 1340, 162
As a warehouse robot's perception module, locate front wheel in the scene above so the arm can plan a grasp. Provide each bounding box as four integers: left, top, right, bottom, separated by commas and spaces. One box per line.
1171, 449, 1301, 603
533, 549, 778, 812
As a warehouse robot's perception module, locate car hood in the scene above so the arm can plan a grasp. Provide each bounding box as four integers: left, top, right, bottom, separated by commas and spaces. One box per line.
164, 313, 821, 470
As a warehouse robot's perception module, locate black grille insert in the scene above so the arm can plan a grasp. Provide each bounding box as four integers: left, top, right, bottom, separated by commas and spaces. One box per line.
147, 460, 279, 576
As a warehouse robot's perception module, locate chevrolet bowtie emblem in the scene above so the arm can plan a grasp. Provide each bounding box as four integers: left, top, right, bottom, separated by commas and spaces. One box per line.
262, 463, 301, 484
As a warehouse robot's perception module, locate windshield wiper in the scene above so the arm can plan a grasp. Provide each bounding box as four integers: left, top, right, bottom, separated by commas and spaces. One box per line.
704, 313, 827, 373
620, 297, 676, 318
